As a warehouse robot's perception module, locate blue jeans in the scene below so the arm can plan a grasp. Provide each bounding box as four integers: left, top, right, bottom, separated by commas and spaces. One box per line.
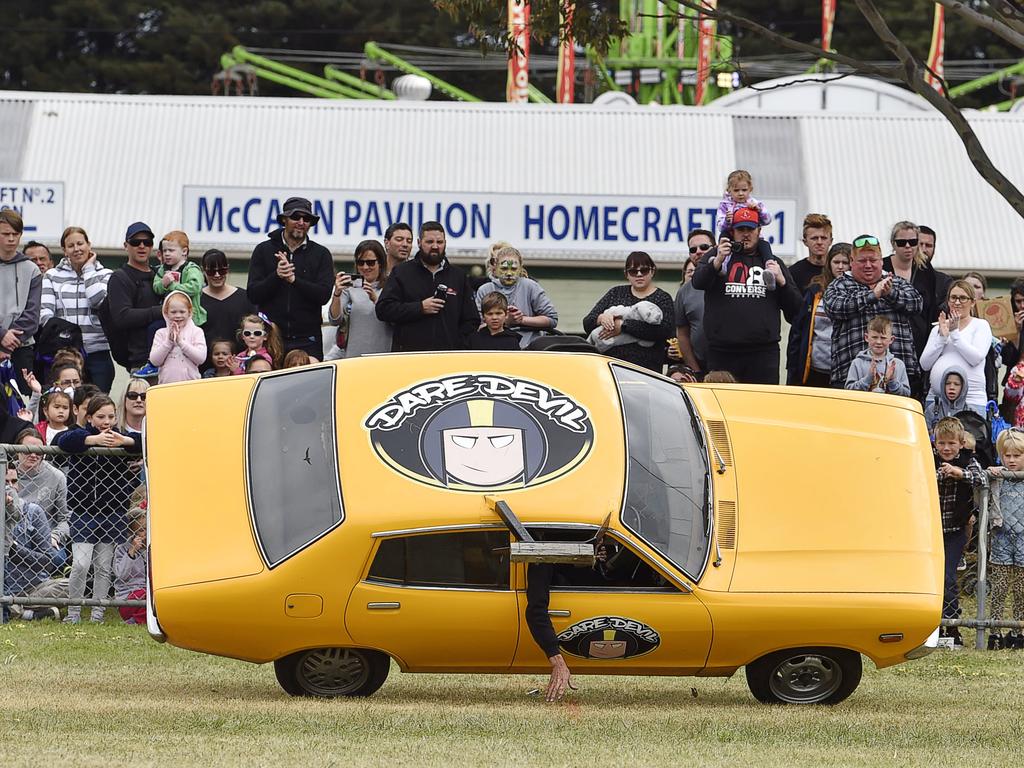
85, 349, 115, 393
943, 527, 968, 620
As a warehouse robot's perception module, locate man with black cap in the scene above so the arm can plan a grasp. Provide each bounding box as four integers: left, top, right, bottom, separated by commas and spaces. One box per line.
100, 222, 164, 375
247, 197, 334, 358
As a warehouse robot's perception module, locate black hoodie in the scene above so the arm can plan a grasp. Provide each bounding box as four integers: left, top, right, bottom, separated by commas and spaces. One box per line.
246, 228, 334, 339
691, 239, 802, 349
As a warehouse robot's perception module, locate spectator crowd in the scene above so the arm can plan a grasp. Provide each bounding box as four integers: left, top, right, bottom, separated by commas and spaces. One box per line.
3, 176, 1024, 645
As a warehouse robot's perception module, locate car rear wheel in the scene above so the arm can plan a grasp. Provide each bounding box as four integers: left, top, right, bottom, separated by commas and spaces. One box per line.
274, 647, 390, 698
745, 647, 862, 705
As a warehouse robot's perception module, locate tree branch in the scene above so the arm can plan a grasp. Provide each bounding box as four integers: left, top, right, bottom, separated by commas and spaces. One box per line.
937, 0, 1024, 49
668, 0, 898, 79
853, 0, 1024, 218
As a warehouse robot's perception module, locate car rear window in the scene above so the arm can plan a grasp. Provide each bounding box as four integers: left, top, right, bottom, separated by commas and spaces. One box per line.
367, 531, 510, 589
247, 367, 343, 567
612, 365, 710, 580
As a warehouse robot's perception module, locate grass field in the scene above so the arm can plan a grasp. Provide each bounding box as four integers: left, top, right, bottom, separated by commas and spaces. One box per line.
2, 621, 1023, 767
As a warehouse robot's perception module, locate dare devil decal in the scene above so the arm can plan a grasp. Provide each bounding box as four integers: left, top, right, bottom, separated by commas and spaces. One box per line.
557, 616, 661, 660
364, 373, 594, 491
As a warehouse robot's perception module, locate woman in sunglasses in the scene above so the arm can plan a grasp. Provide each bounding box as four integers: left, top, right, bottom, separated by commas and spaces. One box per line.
327, 240, 392, 358
582, 251, 675, 372
920, 279, 993, 416
118, 377, 149, 438
200, 249, 256, 371
882, 220, 951, 361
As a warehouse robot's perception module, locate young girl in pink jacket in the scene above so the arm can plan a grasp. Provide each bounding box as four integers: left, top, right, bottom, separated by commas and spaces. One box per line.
149, 291, 207, 384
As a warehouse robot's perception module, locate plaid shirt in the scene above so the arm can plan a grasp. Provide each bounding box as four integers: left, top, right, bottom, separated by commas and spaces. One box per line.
824, 272, 923, 387
935, 451, 986, 532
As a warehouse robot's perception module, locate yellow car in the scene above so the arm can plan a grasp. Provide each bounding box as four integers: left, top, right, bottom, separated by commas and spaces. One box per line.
144, 352, 942, 705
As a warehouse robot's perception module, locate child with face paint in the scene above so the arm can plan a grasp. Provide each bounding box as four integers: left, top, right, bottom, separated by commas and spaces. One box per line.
473, 245, 558, 349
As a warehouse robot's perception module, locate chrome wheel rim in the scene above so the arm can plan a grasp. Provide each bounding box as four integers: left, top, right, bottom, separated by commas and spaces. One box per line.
768, 653, 842, 704
297, 648, 371, 696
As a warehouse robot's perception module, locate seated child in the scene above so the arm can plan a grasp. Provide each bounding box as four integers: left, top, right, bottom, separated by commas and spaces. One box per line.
702, 370, 738, 384
925, 364, 969, 433
844, 315, 911, 397
986, 428, 1024, 649
468, 292, 522, 351
933, 416, 986, 647
113, 506, 148, 625
586, 300, 663, 353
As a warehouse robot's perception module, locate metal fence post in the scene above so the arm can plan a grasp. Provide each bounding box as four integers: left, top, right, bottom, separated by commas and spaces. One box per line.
976, 482, 989, 650
1, 449, 7, 626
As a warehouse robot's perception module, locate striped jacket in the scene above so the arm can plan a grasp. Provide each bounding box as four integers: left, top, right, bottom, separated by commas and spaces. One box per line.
39, 258, 112, 353
824, 272, 923, 388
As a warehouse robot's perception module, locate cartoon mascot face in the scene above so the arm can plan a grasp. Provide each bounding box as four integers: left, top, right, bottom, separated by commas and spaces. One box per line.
420, 399, 547, 489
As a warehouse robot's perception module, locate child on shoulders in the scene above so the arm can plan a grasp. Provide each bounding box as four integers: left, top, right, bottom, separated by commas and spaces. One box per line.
716, 169, 771, 239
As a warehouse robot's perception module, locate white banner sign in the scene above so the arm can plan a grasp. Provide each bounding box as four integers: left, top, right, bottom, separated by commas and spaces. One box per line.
0, 181, 65, 240
183, 186, 798, 259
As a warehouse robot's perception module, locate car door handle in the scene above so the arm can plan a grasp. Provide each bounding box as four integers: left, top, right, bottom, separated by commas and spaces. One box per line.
367, 602, 400, 610
548, 609, 571, 617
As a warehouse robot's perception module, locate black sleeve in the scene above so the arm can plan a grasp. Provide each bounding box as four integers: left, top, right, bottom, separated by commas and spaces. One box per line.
457, 273, 481, 343
582, 288, 617, 335
690, 251, 720, 291
106, 272, 160, 330
525, 564, 560, 658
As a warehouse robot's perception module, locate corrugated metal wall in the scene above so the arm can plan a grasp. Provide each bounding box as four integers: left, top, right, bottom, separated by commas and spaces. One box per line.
3, 90, 1023, 274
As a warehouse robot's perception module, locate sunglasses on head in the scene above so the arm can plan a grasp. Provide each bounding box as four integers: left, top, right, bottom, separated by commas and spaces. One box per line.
852, 235, 880, 248
625, 266, 652, 277
688, 243, 712, 254
125, 391, 147, 401
288, 212, 316, 224
355, 259, 378, 266
894, 238, 918, 248
242, 329, 266, 338
128, 238, 154, 248
204, 266, 228, 276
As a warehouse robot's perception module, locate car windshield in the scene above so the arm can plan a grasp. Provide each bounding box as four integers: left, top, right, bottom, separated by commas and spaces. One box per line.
612, 365, 710, 580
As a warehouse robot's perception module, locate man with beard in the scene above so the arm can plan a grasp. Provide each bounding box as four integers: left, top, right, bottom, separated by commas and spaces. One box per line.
384, 222, 414, 273
376, 221, 479, 352
247, 197, 334, 358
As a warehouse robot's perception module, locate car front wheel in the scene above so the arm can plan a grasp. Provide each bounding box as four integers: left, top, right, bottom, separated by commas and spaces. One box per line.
274, 647, 390, 698
745, 647, 862, 705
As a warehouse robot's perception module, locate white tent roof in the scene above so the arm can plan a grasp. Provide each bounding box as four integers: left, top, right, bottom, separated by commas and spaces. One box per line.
1, 89, 1022, 274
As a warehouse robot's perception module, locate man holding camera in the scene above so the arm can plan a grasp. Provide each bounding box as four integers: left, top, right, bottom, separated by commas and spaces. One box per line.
376, 221, 479, 352
247, 196, 334, 358
690, 207, 802, 384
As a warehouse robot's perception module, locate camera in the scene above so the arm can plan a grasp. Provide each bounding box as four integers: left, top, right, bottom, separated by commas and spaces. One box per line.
433, 284, 449, 302
730, 240, 743, 255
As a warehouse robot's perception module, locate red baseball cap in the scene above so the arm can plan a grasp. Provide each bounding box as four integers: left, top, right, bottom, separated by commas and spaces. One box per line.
732, 207, 760, 229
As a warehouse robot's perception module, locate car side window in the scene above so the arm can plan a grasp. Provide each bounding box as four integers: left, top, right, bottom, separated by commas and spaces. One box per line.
367, 531, 511, 590
526, 527, 677, 592
247, 368, 343, 567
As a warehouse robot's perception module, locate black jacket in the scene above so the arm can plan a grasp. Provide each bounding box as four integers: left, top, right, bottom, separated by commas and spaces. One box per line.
882, 256, 951, 358
246, 229, 334, 339
691, 239, 802, 349
375, 254, 480, 352
467, 327, 522, 351
103, 265, 163, 368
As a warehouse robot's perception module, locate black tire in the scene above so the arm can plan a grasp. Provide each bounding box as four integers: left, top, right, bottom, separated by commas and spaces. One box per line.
745, 647, 862, 705
274, 647, 390, 698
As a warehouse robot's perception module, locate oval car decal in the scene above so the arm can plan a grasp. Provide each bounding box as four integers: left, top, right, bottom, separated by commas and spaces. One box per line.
364, 373, 594, 492
557, 616, 661, 660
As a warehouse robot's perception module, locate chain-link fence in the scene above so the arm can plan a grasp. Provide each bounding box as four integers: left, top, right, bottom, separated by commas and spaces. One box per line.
938, 483, 1024, 649
2, 443, 146, 625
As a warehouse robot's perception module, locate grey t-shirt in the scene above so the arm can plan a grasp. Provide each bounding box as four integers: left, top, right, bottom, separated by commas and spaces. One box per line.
673, 282, 707, 366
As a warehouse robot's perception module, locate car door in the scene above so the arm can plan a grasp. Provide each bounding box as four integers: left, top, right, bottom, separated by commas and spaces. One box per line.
512, 534, 713, 673
345, 528, 519, 671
